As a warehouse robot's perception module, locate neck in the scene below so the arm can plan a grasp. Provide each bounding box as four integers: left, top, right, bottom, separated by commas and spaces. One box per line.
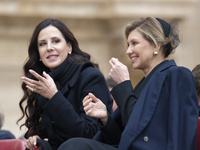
144, 59, 165, 77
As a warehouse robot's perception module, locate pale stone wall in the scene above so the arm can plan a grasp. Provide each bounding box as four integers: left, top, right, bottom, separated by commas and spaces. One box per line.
0, 0, 199, 138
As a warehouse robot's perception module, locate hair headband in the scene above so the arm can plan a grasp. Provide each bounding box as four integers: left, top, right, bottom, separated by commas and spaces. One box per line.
156, 18, 171, 37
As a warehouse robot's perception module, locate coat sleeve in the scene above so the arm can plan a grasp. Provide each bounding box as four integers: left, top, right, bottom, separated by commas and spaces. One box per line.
93, 109, 123, 145
111, 80, 137, 126
167, 67, 198, 150
41, 67, 113, 140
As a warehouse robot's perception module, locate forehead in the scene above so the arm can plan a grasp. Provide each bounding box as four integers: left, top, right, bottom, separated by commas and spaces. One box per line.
127, 29, 144, 42
38, 25, 63, 40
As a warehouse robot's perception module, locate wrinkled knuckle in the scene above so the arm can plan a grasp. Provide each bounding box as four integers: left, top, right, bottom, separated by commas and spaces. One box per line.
113, 66, 117, 69
83, 107, 86, 111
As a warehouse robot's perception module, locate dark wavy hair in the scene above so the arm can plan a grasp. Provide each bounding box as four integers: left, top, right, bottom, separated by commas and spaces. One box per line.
17, 18, 99, 137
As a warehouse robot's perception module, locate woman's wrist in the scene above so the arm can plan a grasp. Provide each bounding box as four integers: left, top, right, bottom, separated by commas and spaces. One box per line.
48, 89, 58, 99
100, 112, 108, 125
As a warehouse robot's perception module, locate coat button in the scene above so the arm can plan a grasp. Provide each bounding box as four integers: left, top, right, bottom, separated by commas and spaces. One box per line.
143, 136, 149, 142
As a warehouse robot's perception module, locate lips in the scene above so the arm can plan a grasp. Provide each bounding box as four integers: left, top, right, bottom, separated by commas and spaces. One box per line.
47, 54, 58, 60
130, 56, 138, 63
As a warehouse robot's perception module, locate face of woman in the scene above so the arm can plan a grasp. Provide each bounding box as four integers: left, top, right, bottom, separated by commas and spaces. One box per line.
37, 25, 72, 71
126, 29, 159, 75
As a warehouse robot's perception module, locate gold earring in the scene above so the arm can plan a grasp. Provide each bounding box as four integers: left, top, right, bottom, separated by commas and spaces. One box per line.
153, 51, 158, 55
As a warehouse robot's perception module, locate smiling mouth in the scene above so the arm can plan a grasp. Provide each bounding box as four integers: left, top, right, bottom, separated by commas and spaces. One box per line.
47, 55, 58, 60
130, 56, 138, 63
131, 57, 137, 60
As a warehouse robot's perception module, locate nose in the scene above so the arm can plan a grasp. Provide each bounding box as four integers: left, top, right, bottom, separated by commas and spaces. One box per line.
126, 46, 133, 55
47, 42, 53, 52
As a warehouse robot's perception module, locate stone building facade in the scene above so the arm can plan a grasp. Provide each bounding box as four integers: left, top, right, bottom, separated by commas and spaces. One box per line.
0, 0, 200, 138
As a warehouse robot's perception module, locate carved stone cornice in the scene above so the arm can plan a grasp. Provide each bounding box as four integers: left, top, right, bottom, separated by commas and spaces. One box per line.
0, 0, 199, 19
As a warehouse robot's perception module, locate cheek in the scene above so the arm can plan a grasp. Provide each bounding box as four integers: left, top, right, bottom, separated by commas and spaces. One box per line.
61, 45, 70, 56
38, 49, 45, 58
63, 53, 68, 59
60, 50, 69, 59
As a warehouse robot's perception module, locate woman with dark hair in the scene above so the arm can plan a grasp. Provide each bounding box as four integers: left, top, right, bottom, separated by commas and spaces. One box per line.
58, 17, 198, 150
17, 18, 112, 150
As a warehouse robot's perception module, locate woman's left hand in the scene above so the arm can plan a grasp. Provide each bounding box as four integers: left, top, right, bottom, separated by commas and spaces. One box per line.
83, 93, 108, 125
24, 135, 41, 150
21, 69, 58, 99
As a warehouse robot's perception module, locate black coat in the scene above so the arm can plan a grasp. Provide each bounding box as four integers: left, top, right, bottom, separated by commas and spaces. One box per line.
36, 59, 113, 150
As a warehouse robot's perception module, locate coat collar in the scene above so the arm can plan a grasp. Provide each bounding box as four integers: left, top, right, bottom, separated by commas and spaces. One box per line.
59, 61, 94, 94
49, 58, 79, 88
118, 60, 176, 150
37, 59, 94, 109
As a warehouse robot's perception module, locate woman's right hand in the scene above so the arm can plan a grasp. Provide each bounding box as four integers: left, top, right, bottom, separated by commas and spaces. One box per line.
21, 70, 58, 99
83, 93, 108, 125
24, 135, 40, 150
109, 57, 130, 84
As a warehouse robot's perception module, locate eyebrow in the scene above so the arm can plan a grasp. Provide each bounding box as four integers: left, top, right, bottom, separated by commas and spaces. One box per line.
127, 39, 137, 43
38, 36, 60, 42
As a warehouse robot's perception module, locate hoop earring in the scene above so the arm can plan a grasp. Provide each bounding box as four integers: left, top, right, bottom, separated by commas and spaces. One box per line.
153, 51, 158, 55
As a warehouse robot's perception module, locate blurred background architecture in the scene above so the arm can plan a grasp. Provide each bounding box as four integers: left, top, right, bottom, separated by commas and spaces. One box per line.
0, 0, 200, 138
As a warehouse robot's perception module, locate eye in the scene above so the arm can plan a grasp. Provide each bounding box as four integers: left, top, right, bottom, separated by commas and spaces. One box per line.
132, 41, 138, 45
53, 39, 60, 43
39, 42, 46, 47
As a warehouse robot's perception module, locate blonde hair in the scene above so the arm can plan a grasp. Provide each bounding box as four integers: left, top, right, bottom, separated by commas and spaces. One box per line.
125, 17, 180, 58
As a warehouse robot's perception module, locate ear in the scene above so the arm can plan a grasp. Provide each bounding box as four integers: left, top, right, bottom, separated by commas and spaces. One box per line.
67, 42, 72, 53
153, 43, 161, 51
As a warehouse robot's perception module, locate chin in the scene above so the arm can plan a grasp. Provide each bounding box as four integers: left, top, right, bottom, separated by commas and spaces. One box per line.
132, 64, 138, 69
